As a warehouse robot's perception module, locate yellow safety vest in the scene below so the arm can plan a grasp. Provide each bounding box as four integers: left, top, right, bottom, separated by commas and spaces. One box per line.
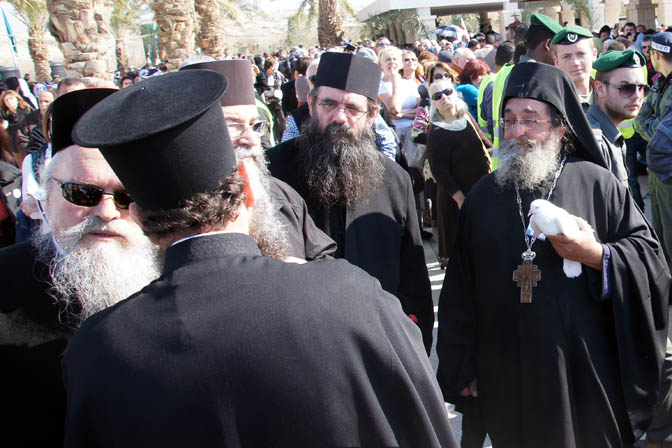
477, 72, 495, 140
491, 64, 515, 170
256, 99, 276, 147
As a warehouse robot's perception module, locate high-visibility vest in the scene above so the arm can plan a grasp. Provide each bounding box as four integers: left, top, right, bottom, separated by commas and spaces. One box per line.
256, 99, 276, 147
477, 72, 495, 140
490, 64, 515, 170
492, 64, 514, 149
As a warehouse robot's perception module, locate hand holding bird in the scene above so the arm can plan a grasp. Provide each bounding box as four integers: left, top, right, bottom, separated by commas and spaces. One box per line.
528, 200, 603, 277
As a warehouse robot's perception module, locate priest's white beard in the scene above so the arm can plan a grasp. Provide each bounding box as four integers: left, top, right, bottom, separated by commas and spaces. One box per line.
495, 130, 563, 191
34, 215, 161, 325
236, 145, 289, 260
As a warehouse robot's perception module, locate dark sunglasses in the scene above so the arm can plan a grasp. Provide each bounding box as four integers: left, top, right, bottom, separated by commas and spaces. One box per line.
433, 73, 452, 81
54, 179, 133, 209
432, 88, 454, 100
602, 81, 650, 97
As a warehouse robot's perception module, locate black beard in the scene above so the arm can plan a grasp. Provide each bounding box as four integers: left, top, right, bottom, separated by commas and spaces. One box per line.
297, 118, 385, 207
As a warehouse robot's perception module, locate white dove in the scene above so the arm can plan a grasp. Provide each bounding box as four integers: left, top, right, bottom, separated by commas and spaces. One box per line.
528, 199, 583, 278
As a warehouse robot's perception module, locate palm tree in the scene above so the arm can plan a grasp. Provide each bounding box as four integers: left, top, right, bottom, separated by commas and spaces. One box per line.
47, 0, 116, 83
288, 0, 351, 48
150, 0, 196, 70
194, 0, 225, 59
111, 0, 147, 70
317, 0, 342, 47
5, 0, 51, 81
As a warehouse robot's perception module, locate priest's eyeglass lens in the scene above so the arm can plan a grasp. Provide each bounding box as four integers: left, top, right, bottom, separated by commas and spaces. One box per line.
602, 81, 650, 97
317, 100, 366, 118
433, 73, 452, 81
499, 118, 552, 131
432, 88, 454, 100
228, 121, 269, 139
54, 179, 133, 209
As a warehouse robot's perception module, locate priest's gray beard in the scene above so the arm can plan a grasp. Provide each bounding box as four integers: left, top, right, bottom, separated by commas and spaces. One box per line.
298, 117, 385, 207
235, 145, 289, 260
495, 129, 564, 191
34, 216, 161, 325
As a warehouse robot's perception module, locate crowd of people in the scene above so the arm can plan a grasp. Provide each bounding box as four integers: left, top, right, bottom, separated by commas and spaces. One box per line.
1, 12, 672, 448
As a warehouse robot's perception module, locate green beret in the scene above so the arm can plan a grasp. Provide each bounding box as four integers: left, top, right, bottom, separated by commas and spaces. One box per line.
593, 49, 645, 72
530, 13, 563, 34
551, 25, 593, 45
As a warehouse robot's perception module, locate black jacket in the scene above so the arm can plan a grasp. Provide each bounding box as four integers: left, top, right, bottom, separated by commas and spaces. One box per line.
63, 233, 457, 447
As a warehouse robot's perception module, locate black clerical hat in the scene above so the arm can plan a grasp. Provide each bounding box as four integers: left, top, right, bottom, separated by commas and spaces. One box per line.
50, 88, 117, 155
72, 70, 235, 211
314, 52, 381, 101
503, 62, 605, 169
179, 59, 256, 106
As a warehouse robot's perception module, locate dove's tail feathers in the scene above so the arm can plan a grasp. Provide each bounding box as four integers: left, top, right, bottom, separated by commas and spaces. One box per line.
563, 259, 582, 278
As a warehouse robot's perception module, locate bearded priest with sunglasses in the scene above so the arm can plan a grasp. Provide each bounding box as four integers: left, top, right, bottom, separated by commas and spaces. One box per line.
0, 89, 161, 446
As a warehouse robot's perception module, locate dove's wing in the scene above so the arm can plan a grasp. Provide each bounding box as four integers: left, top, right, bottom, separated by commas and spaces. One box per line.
556, 211, 579, 237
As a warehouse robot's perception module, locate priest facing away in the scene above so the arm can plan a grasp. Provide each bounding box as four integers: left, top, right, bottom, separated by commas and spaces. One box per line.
437, 62, 670, 447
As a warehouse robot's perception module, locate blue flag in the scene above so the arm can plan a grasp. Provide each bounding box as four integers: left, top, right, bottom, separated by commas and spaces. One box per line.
2, 7, 17, 55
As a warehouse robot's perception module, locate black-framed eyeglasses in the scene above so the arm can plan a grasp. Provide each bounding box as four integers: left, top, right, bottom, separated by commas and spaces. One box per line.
227, 120, 269, 140
53, 179, 133, 209
601, 81, 650, 98
432, 88, 454, 100
433, 72, 452, 81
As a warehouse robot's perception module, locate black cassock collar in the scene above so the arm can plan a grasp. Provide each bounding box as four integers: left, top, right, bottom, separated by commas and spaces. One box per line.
163, 232, 261, 275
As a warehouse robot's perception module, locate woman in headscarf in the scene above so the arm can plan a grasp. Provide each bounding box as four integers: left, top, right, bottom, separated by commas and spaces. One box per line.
426, 78, 492, 268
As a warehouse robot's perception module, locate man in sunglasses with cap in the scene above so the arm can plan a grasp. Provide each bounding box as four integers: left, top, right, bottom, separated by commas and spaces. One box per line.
62, 69, 457, 447
0, 88, 161, 446
589, 49, 648, 186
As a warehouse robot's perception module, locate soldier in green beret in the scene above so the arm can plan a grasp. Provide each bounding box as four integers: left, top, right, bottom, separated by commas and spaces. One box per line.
588, 49, 648, 186
552, 25, 597, 109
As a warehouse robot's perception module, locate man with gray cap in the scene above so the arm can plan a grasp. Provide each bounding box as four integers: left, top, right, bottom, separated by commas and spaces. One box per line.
438, 62, 669, 446
62, 69, 458, 447
268, 52, 435, 354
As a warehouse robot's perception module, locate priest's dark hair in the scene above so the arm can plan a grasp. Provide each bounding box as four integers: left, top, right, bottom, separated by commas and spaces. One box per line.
134, 174, 246, 239
547, 104, 577, 155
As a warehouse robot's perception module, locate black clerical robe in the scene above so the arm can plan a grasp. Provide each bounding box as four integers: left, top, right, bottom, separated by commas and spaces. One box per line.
437, 158, 670, 447
63, 233, 457, 447
0, 241, 75, 446
271, 177, 336, 260
267, 139, 434, 352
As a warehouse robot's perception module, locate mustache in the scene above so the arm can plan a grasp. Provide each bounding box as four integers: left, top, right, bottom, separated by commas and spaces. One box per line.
57, 215, 135, 242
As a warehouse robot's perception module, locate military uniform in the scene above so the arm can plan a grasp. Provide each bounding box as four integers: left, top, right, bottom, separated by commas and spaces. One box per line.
587, 104, 628, 185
